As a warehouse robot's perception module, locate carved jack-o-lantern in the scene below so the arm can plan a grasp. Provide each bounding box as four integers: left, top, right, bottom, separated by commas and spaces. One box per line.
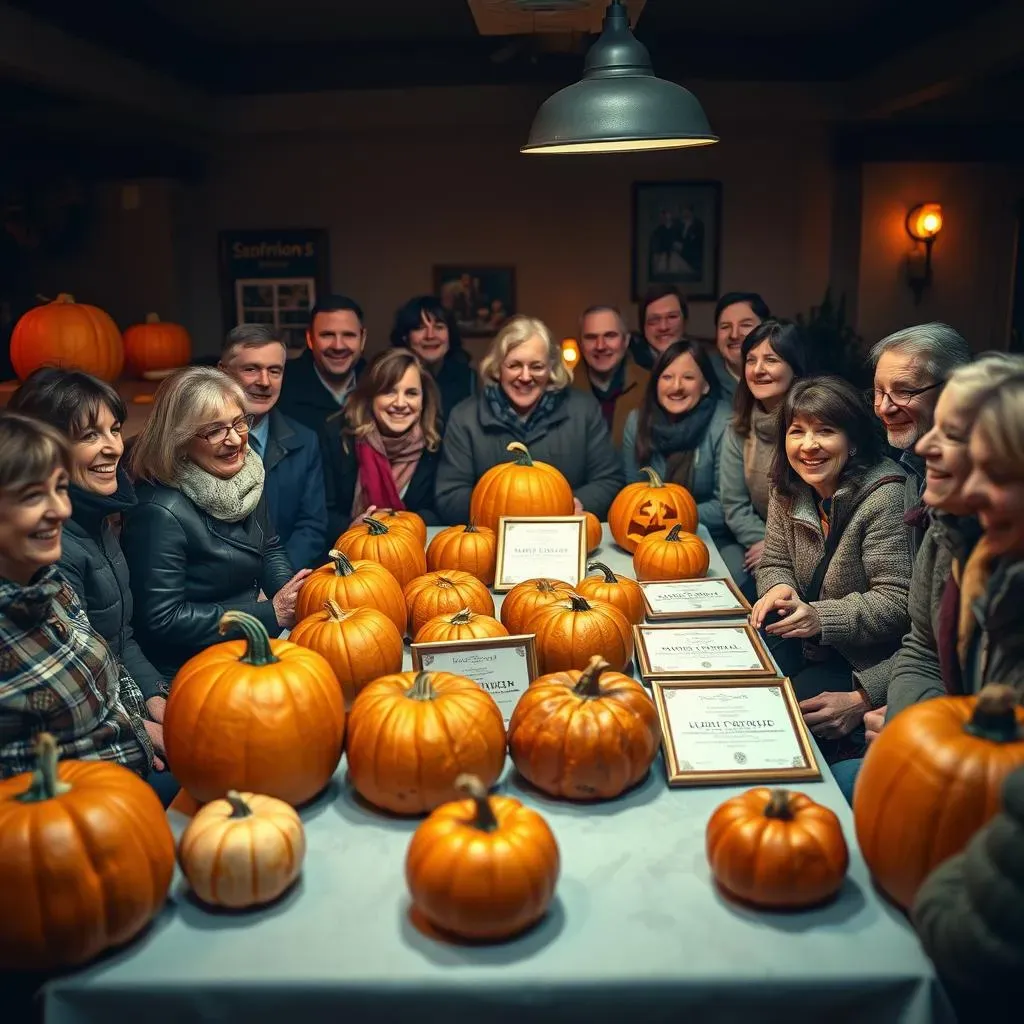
608, 468, 699, 554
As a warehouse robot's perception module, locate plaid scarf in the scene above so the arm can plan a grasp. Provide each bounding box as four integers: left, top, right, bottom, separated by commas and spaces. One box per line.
484, 384, 565, 434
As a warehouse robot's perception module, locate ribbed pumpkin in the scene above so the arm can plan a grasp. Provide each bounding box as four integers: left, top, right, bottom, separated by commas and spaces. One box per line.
335, 516, 427, 590
470, 441, 574, 534
346, 670, 506, 814
10, 293, 124, 382
415, 607, 509, 644
426, 522, 498, 586
296, 548, 406, 636
366, 507, 427, 546
633, 524, 710, 581
854, 684, 1024, 910
165, 611, 345, 806
576, 560, 645, 624
508, 656, 660, 800
584, 511, 602, 554
528, 593, 634, 674
499, 577, 576, 634
290, 600, 404, 708
404, 570, 495, 637
608, 467, 699, 554
0, 733, 175, 970
122, 313, 191, 377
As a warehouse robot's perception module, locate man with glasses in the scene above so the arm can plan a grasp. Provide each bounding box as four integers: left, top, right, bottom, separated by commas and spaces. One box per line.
629, 284, 688, 372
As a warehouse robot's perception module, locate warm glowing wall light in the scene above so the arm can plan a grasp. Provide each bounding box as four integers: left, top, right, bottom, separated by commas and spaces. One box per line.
561, 338, 580, 366
906, 203, 943, 241
905, 203, 943, 304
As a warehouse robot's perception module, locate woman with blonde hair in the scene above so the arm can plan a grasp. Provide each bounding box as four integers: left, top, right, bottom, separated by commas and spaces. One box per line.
122, 367, 307, 677
435, 315, 624, 524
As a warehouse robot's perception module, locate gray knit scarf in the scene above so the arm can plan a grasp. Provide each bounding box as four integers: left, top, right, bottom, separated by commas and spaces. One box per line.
176, 448, 265, 523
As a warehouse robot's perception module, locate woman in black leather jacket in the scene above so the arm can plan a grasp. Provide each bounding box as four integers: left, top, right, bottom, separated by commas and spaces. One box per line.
122, 367, 309, 679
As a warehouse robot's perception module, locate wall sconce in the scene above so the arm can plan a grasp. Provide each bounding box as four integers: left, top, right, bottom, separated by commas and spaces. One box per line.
561, 338, 581, 368
905, 203, 943, 304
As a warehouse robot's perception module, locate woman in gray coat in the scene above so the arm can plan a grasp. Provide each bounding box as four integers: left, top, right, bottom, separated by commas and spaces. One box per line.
435, 316, 624, 524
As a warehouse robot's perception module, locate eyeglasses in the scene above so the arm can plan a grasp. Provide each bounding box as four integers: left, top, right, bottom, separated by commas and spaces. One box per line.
867, 381, 941, 408
503, 362, 549, 376
646, 312, 682, 327
198, 414, 255, 445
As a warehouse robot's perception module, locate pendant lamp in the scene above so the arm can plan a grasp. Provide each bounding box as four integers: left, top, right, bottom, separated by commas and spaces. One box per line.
521, 0, 718, 155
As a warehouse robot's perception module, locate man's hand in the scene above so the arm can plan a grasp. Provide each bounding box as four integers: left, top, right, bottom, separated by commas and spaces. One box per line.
143, 719, 166, 771
743, 540, 765, 572
864, 705, 887, 745
800, 690, 870, 740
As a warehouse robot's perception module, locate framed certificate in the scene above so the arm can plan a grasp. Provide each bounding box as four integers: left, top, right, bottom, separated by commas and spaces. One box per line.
640, 577, 751, 621
651, 678, 821, 786
494, 515, 587, 592
411, 634, 539, 725
634, 623, 776, 680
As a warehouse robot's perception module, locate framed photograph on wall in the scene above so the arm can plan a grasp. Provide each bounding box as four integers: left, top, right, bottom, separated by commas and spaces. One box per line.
433, 265, 516, 338
631, 181, 722, 301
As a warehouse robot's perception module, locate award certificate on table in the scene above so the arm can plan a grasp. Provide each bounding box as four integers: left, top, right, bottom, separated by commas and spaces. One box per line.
494, 516, 587, 591
634, 623, 776, 680
640, 577, 751, 621
652, 678, 821, 785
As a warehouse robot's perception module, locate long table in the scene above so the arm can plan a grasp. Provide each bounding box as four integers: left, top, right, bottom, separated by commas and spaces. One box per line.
43, 525, 952, 1024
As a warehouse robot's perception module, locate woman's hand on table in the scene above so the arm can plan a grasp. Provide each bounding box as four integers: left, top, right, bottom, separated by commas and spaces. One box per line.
800, 689, 870, 740
143, 719, 166, 771
864, 705, 887, 745
272, 569, 313, 629
145, 695, 166, 723
750, 584, 797, 629
763, 595, 821, 639
743, 540, 765, 573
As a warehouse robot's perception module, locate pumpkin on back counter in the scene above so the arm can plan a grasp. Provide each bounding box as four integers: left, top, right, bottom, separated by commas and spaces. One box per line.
122, 313, 191, 378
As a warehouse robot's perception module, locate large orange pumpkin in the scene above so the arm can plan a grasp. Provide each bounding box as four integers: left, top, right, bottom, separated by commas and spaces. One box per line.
508, 655, 661, 800
528, 593, 634, 674
367, 507, 427, 546
165, 611, 346, 806
0, 733, 175, 970
335, 516, 427, 590
406, 774, 560, 940
499, 577, 576, 634
576, 560, 645, 624
470, 441, 574, 534
633, 524, 710, 581
10, 293, 124, 382
854, 684, 1024, 910
608, 467, 698, 554
403, 569, 495, 637
414, 607, 509, 644
290, 599, 404, 708
296, 548, 406, 635
426, 522, 498, 586
122, 312, 191, 377
707, 788, 849, 909
584, 511, 602, 554
346, 669, 506, 814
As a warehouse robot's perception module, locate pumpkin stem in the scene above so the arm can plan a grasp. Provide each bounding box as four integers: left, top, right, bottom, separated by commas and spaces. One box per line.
640, 466, 666, 488
407, 671, 436, 701
506, 441, 534, 466
464, 521, 479, 534
574, 655, 611, 698
587, 561, 617, 584
450, 607, 474, 624
327, 549, 356, 576
323, 598, 352, 622
435, 576, 455, 590
965, 684, 1022, 743
664, 524, 685, 542
54, 293, 76, 304
456, 774, 499, 832
16, 733, 72, 803
226, 790, 253, 818
536, 579, 557, 593
145, 312, 160, 324
566, 593, 592, 612
764, 790, 794, 820
361, 516, 390, 536
218, 611, 280, 666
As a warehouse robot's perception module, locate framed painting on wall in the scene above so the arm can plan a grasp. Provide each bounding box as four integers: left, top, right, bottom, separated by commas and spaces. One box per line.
433, 265, 516, 338
631, 181, 722, 301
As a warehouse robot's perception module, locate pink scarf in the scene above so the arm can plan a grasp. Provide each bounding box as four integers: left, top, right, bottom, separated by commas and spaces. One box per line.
351, 424, 425, 520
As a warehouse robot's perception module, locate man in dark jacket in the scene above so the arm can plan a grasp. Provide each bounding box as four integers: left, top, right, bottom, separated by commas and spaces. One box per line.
219, 324, 327, 569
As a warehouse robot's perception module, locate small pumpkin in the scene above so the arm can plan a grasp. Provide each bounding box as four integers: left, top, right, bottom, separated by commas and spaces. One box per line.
470, 441, 574, 534
608, 466, 699, 554
367, 507, 427, 546
346, 670, 506, 814
508, 655, 661, 800
165, 611, 346, 806
528, 592, 634, 674
854, 683, 1024, 910
707, 788, 850, 909
336, 516, 427, 590
122, 312, 191, 377
296, 548, 406, 635
575, 560, 645, 625
584, 511, 602, 554
178, 790, 306, 909
426, 521, 498, 586
633, 524, 710, 581
290, 599, 404, 708
404, 569, 495, 637
406, 774, 560, 940
415, 607, 509, 645
499, 577, 576, 634
0, 733, 175, 970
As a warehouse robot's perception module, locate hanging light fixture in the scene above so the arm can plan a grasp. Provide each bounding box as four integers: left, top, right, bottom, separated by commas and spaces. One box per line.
521, 0, 718, 155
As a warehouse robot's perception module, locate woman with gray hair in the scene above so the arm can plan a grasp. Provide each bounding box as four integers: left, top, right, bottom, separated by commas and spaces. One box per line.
122, 367, 308, 678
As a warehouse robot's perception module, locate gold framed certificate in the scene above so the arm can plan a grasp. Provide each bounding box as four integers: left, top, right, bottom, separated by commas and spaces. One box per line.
494, 515, 588, 592
639, 577, 751, 621
652, 678, 821, 786
411, 634, 539, 725
633, 623, 776, 680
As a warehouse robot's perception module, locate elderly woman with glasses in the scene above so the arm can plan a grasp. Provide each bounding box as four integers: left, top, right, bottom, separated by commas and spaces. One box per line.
121, 367, 309, 678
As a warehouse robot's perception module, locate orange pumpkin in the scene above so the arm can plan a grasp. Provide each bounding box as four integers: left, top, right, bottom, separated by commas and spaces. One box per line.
122, 312, 191, 377
633, 524, 710, 581
367, 507, 428, 546
336, 516, 427, 590
426, 522, 498, 586
584, 511, 602, 554
854, 684, 1024, 910
296, 548, 406, 636
406, 774, 559, 940
290, 599, 404, 708
346, 670, 506, 814
707, 788, 849, 909
528, 593, 634, 674
576, 560, 645, 624
608, 466, 698, 554
0, 733, 175, 970
10, 293, 124, 382
508, 655, 660, 800
499, 577, 577, 634
415, 607, 509, 644
165, 611, 346, 806
404, 569, 495, 637
470, 441, 574, 534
